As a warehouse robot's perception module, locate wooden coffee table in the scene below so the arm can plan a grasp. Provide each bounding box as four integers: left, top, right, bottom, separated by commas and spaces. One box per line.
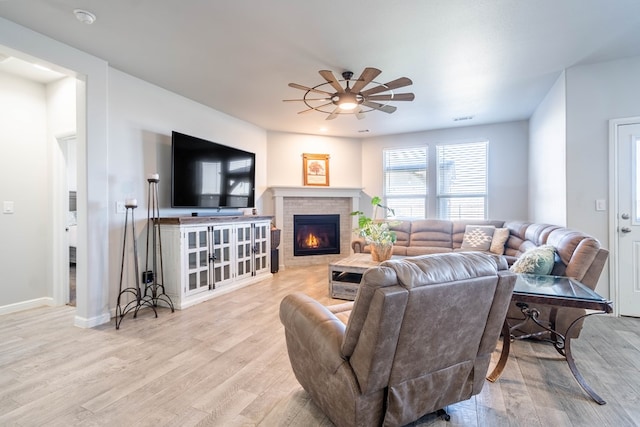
328, 253, 402, 300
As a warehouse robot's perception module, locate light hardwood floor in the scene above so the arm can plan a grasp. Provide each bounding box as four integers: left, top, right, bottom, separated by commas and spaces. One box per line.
0, 264, 639, 426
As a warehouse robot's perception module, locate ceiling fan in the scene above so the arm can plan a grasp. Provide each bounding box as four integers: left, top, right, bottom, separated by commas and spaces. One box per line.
284, 67, 415, 120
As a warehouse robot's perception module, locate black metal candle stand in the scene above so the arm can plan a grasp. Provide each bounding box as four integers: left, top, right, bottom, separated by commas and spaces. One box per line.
144, 176, 175, 312
115, 203, 158, 329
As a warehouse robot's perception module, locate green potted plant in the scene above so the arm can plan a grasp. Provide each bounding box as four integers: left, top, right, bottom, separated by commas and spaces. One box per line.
351, 196, 398, 262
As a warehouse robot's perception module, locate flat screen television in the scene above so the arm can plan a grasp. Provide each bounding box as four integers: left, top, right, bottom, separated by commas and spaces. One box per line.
171, 131, 256, 209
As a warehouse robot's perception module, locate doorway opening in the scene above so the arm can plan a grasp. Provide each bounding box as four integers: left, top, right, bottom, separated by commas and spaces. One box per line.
58, 134, 77, 306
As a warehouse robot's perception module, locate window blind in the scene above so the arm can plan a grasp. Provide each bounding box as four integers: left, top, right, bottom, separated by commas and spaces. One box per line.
383, 147, 427, 218
436, 141, 488, 219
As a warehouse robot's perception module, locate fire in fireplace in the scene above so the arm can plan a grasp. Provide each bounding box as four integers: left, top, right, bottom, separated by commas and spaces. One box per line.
293, 214, 340, 256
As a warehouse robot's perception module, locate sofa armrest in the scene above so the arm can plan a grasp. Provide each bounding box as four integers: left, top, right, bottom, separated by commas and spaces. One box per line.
279, 292, 348, 373
352, 237, 366, 253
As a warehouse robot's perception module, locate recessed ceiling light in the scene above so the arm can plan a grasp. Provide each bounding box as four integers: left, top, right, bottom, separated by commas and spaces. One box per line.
74, 9, 96, 25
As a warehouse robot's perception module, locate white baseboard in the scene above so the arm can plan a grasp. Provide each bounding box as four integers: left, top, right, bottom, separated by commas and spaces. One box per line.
0, 297, 54, 316
74, 312, 111, 328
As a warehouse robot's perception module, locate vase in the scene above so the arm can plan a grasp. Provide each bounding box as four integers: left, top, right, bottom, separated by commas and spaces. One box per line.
370, 242, 393, 262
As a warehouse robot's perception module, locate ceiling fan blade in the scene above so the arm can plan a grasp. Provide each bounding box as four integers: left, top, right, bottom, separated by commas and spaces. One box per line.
362, 101, 397, 114
288, 82, 333, 96
319, 70, 344, 93
366, 93, 415, 102
326, 106, 341, 120
361, 77, 413, 97
350, 67, 382, 93
283, 98, 331, 102
297, 102, 333, 114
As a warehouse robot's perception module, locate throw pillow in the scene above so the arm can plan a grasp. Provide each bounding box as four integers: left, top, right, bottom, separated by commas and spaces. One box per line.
461, 225, 495, 251
490, 227, 510, 255
510, 244, 556, 275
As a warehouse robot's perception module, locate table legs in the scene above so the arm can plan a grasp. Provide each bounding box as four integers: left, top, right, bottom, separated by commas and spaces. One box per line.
564, 312, 607, 404
486, 320, 510, 382
487, 306, 607, 405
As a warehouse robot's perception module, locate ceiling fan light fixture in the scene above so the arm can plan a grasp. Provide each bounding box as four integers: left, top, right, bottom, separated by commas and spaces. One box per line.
339, 101, 358, 111
333, 92, 361, 110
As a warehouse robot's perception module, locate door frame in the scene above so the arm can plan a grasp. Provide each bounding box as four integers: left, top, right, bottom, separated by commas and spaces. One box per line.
608, 116, 640, 317
54, 132, 77, 306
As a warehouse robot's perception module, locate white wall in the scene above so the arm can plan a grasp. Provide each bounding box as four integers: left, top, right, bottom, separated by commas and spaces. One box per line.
264, 131, 362, 215
360, 121, 530, 221
0, 71, 50, 308
563, 56, 640, 297
1, 16, 110, 327
108, 69, 268, 309
266, 131, 362, 187
566, 56, 640, 244
0, 17, 267, 325
529, 72, 566, 225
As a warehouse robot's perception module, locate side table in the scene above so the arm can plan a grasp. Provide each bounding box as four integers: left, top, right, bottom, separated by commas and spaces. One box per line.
487, 274, 613, 404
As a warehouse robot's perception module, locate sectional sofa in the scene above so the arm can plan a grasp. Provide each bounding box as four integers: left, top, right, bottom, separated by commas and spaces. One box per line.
352, 219, 609, 339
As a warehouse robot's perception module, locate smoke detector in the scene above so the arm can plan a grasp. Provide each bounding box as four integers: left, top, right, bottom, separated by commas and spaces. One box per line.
74, 9, 96, 25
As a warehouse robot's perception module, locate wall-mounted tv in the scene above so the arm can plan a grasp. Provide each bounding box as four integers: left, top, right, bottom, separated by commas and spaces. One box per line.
171, 131, 256, 209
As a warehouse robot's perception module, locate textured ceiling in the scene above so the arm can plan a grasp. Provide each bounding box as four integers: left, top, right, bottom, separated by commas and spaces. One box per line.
1, 0, 640, 137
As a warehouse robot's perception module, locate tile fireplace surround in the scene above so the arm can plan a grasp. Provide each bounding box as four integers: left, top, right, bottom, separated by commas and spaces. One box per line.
269, 187, 362, 268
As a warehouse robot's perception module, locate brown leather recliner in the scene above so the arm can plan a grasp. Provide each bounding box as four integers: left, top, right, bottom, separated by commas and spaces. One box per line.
279, 252, 516, 427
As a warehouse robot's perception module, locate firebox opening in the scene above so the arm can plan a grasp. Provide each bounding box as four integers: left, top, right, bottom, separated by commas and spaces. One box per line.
293, 214, 340, 256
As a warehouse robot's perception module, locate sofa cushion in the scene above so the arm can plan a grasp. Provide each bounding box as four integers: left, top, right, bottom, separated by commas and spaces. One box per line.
409, 220, 453, 248
390, 221, 412, 247
406, 246, 453, 257
490, 227, 510, 255
503, 221, 530, 257
525, 223, 561, 245
461, 225, 495, 251
510, 244, 556, 275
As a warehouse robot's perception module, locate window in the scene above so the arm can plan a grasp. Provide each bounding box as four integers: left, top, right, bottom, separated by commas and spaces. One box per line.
436, 141, 488, 220
383, 147, 427, 218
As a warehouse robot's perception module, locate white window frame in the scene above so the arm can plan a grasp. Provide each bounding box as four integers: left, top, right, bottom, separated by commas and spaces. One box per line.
436, 140, 488, 220
382, 147, 428, 219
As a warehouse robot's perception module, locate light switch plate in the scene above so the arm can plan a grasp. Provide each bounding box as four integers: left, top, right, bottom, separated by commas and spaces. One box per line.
3, 201, 14, 214
116, 201, 126, 214
595, 199, 606, 211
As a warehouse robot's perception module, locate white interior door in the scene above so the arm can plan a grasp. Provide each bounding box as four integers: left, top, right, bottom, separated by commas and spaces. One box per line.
616, 122, 640, 317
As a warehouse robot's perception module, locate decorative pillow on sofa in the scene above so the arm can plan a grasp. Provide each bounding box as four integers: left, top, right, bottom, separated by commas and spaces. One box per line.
510, 244, 556, 275
490, 227, 510, 255
461, 225, 495, 251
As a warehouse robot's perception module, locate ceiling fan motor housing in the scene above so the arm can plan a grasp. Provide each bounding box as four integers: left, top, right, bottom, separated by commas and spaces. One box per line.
342, 71, 354, 81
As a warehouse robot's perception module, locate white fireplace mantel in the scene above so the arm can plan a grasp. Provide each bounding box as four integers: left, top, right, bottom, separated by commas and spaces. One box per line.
268, 186, 362, 229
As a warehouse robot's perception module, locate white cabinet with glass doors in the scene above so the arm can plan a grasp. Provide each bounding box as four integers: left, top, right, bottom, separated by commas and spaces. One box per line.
159, 217, 272, 309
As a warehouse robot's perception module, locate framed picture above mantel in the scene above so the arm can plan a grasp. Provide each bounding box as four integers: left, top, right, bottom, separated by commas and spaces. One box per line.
302, 153, 330, 186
